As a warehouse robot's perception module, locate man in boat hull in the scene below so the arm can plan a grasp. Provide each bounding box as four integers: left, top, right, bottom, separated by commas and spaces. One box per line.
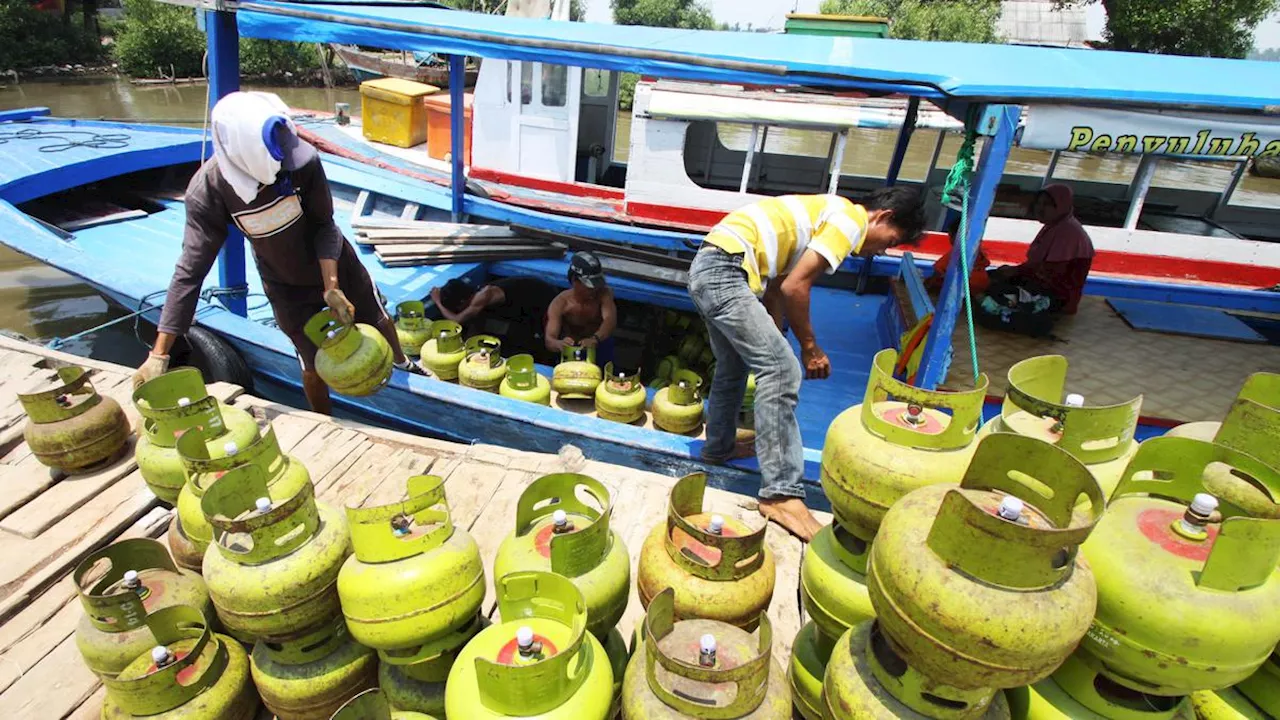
544, 251, 618, 361
134, 91, 418, 412
431, 275, 561, 360
689, 190, 925, 541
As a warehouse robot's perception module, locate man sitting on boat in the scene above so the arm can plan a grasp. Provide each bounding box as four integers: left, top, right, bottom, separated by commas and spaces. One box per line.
689, 189, 926, 542
133, 91, 421, 412
430, 275, 560, 360
544, 251, 618, 361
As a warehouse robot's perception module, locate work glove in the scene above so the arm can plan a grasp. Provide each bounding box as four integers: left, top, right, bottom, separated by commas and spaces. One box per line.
324, 288, 356, 325
132, 353, 169, 391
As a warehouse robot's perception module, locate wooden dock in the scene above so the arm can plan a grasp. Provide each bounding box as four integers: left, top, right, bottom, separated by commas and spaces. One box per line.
0, 335, 815, 719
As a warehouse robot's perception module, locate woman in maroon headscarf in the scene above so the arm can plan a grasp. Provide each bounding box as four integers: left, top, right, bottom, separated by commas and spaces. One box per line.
991, 184, 1095, 314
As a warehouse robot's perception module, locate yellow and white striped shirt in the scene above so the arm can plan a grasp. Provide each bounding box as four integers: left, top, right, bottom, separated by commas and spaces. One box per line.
703, 194, 868, 296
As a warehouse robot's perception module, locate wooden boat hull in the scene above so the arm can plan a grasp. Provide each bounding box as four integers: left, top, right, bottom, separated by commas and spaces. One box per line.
332, 45, 479, 87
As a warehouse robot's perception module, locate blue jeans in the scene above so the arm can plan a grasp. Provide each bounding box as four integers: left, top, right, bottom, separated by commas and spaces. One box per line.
688, 245, 805, 500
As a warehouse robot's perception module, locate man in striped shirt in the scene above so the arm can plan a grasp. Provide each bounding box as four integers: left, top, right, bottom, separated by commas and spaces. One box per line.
689, 188, 925, 541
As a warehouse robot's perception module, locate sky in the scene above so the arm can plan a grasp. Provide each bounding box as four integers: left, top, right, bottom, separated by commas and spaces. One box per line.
583, 0, 1280, 49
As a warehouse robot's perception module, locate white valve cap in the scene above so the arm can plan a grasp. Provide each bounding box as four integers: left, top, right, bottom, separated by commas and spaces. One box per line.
123, 570, 140, 586
1065, 393, 1085, 407
176, 397, 191, 407
255, 497, 272, 513
708, 515, 725, 534
516, 626, 534, 648
151, 646, 170, 665
326, 330, 338, 339
1191, 493, 1219, 516
223, 441, 239, 456
998, 496, 1024, 521
700, 634, 717, 654
553, 509, 568, 527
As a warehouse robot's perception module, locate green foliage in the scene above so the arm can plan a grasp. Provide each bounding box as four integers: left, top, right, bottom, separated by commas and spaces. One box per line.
611, 0, 715, 30
1055, 0, 1278, 58
820, 0, 1002, 43
240, 38, 320, 77
617, 71, 638, 110
1251, 46, 1280, 60
113, 0, 204, 77
0, 0, 105, 70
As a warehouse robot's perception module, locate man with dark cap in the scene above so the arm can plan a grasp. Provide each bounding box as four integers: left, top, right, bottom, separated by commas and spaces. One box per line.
132, 91, 419, 414
545, 251, 616, 358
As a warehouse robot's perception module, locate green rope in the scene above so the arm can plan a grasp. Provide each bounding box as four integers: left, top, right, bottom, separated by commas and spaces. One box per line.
941, 106, 982, 386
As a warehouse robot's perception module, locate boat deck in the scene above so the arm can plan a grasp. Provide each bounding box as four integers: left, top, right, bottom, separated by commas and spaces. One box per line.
0, 336, 815, 720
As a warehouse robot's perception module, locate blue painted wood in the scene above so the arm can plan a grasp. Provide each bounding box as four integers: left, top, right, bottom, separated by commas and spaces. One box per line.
1086, 276, 1280, 315
1107, 298, 1267, 343
206, 8, 248, 317
917, 105, 1021, 389
0, 108, 51, 122
884, 97, 918, 187
448, 54, 466, 222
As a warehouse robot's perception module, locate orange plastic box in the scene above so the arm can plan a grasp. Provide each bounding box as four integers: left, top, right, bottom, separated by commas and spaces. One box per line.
424, 92, 474, 165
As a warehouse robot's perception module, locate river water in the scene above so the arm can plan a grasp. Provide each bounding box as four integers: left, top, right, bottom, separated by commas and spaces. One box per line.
0, 77, 1276, 366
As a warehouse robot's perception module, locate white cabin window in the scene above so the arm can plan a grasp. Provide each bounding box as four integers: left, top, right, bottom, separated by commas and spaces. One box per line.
521, 63, 534, 105
542, 64, 568, 107
583, 69, 610, 97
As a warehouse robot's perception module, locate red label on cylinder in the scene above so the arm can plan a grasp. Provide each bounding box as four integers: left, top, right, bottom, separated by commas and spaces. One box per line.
1137, 508, 1220, 562
495, 634, 559, 665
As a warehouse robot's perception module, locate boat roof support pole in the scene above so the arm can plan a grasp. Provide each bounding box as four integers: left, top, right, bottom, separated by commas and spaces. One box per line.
884, 96, 919, 186
915, 104, 1020, 390
740, 124, 760, 193
924, 131, 946, 189
1212, 158, 1248, 219
206, 6, 247, 317
449, 54, 466, 222
1041, 149, 1060, 189
828, 129, 848, 194
1123, 154, 1158, 230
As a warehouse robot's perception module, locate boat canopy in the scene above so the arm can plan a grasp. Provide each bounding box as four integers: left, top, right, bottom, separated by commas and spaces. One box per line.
236, 0, 1280, 112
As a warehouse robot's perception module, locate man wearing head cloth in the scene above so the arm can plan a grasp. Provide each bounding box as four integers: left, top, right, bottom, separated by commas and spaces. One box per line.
133, 91, 420, 413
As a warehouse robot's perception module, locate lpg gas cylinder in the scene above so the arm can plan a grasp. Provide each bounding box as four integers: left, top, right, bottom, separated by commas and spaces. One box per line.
201, 463, 351, 642
552, 346, 602, 399
676, 335, 705, 367
1077, 436, 1280, 696
790, 622, 835, 720
1237, 649, 1280, 717
637, 473, 775, 631
821, 348, 989, 543
596, 363, 646, 424
651, 371, 704, 434
421, 320, 466, 381
304, 309, 394, 397
1020, 653, 1196, 720
395, 301, 432, 358
622, 588, 790, 719
1191, 687, 1271, 720
338, 475, 485, 652
74, 539, 214, 679
494, 473, 630, 641
19, 365, 129, 474
869, 433, 1104, 695
134, 367, 259, 504
379, 616, 486, 717
654, 355, 682, 387
100, 605, 260, 720
459, 335, 508, 392
335, 688, 439, 720
249, 614, 377, 720
444, 571, 615, 720
501, 354, 552, 405
821, 622, 1012, 720
977, 355, 1141, 498
799, 520, 874, 652
171, 421, 312, 572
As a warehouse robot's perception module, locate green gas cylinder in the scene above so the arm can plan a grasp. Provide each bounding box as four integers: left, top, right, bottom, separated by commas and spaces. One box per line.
651, 371, 704, 434
869, 434, 1104, 697
1191, 687, 1271, 720
201, 464, 351, 643
821, 348, 988, 546
304, 309, 394, 397
1237, 650, 1280, 717
676, 335, 705, 366
790, 622, 834, 720
458, 335, 508, 392
1076, 436, 1280, 697
421, 320, 466, 381
596, 363, 646, 424
622, 588, 790, 719
636, 473, 776, 631
337, 475, 485, 653
19, 365, 130, 474
976, 355, 1141, 498
821, 622, 1012, 720
100, 605, 260, 720
1021, 653, 1196, 720
493, 473, 630, 640
444, 571, 615, 720
335, 688, 439, 720
379, 616, 485, 717
552, 346, 602, 399
395, 301, 432, 358
171, 421, 311, 572
799, 520, 874, 652
134, 368, 259, 505
653, 355, 682, 387
74, 539, 214, 679
250, 614, 378, 720
501, 354, 552, 405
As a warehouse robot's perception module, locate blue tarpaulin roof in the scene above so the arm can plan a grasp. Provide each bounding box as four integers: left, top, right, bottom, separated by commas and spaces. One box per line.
238, 1, 1280, 111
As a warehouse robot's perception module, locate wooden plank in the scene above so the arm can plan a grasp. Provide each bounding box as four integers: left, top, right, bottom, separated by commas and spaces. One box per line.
0, 631, 102, 719
312, 438, 374, 497
0, 582, 80, 695
0, 334, 139, 376
0, 436, 139, 536
442, 460, 515, 531
351, 219, 517, 239
355, 449, 439, 508
374, 243, 559, 257
287, 426, 368, 491
468, 469, 534, 614
319, 442, 399, 507
358, 231, 535, 245
66, 686, 107, 720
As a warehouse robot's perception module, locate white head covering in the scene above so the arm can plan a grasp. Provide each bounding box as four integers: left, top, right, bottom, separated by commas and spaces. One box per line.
210, 91, 313, 204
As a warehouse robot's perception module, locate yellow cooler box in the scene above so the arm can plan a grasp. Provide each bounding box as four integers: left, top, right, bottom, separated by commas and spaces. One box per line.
359, 78, 439, 148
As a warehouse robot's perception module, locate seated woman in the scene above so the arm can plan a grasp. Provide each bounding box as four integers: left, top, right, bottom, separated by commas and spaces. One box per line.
989, 184, 1095, 314
924, 218, 990, 297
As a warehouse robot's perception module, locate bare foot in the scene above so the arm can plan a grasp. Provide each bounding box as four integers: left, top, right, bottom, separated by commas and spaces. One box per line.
758, 497, 823, 543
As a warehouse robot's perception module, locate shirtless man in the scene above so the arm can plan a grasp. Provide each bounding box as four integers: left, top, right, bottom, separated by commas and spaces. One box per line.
544, 251, 617, 357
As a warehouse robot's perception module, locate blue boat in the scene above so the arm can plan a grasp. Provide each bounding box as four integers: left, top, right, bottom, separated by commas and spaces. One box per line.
0, 2, 1277, 503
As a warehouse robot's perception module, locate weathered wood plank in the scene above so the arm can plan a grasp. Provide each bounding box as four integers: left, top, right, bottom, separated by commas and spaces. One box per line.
442, 461, 515, 531
0, 437, 140, 538
66, 686, 107, 720
312, 438, 374, 497
468, 469, 534, 614
351, 219, 517, 239
0, 631, 102, 719
0, 581, 80, 695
